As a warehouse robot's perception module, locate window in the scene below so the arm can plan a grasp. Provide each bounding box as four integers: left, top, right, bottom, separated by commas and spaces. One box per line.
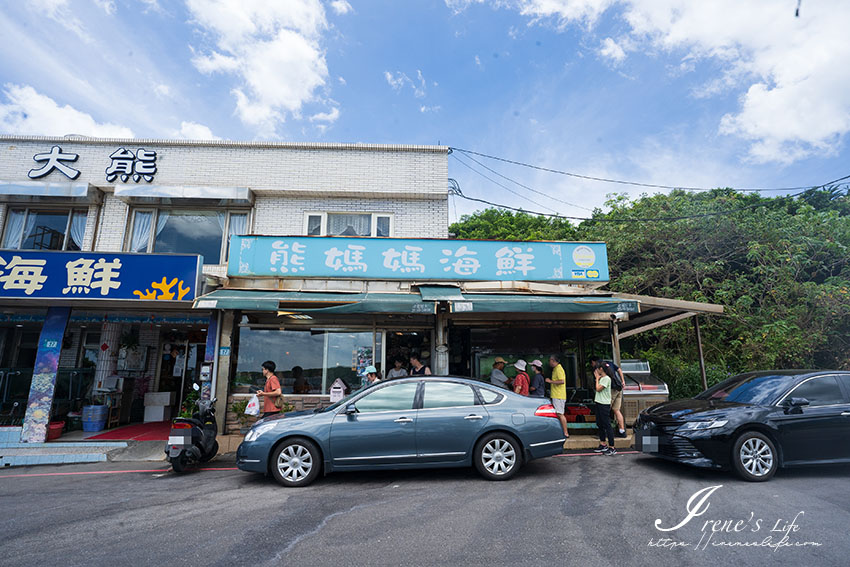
127, 209, 248, 264
2, 208, 87, 251
304, 213, 393, 237
478, 388, 503, 405
422, 382, 477, 409
787, 376, 846, 407
355, 382, 419, 413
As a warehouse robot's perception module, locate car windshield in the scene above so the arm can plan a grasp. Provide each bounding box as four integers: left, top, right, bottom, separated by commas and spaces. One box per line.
694, 373, 794, 405
316, 384, 371, 413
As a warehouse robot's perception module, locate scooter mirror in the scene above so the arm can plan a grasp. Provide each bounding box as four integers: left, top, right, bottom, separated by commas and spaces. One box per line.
193, 383, 200, 391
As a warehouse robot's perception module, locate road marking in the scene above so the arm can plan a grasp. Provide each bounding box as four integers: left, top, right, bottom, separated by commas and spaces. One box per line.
555, 450, 640, 457
0, 466, 238, 479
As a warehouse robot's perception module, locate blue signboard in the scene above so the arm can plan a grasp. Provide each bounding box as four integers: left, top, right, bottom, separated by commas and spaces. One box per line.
229, 236, 609, 282
0, 250, 201, 301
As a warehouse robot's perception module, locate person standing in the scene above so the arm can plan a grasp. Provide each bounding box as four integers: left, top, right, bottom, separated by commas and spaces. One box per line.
528, 359, 545, 398
591, 357, 627, 438
545, 355, 569, 439
489, 357, 509, 389
292, 365, 310, 394
387, 359, 408, 379
593, 365, 616, 455
256, 360, 282, 419
409, 353, 431, 375
512, 359, 530, 396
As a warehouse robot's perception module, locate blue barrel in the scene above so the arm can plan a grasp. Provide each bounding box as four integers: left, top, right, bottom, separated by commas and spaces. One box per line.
82, 405, 108, 432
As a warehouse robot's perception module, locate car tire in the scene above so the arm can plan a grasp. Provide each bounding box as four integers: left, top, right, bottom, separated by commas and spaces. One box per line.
270, 438, 321, 487
732, 431, 778, 482
474, 432, 522, 481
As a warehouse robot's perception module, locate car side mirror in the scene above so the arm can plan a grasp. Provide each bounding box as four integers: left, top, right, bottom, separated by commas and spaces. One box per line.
345, 403, 358, 415
783, 397, 810, 413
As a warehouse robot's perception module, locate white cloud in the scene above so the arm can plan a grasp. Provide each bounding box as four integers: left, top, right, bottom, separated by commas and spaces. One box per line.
154, 84, 172, 98
338, 76, 347, 85
93, 0, 116, 15
384, 70, 428, 97
330, 0, 353, 15
420, 105, 442, 113
598, 37, 626, 64
384, 71, 407, 91
474, 55, 482, 67
458, 1, 850, 164
0, 84, 133, 137
187, 0, 332, 137
173, 121, 221, 140
27, 0, 92, 42
310, 107, 340, 122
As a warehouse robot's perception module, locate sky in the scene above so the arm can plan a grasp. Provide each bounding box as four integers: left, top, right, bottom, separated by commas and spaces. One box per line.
1, 0, 849, 223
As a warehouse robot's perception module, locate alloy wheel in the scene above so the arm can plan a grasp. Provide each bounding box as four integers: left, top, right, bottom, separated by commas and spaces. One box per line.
277, 443, 314, 482
739, 437, 774, 477
481, 438, 517, 476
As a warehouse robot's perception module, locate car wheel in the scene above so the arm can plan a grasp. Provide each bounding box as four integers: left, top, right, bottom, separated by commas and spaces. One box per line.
474, 432, 522, 481
270, 438, 321, 487
732, 431, 778, 482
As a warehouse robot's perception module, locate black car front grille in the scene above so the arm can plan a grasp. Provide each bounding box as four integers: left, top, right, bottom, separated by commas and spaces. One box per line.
658, 436, 702, 459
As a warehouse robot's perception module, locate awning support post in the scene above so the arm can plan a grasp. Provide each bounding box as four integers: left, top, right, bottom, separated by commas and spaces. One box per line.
611, 320, 621, 366
693, 315, 708, 390
435, 308, 449, 375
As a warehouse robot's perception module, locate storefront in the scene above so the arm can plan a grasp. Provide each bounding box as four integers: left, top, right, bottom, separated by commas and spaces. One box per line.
0, 249, 209, 442
196, 235, 721, 434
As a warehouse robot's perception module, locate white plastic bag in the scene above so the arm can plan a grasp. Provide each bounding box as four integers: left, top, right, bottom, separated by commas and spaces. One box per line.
245, 394, 260, 416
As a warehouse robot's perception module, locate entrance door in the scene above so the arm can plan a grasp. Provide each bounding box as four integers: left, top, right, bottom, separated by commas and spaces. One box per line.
156, 341, 206, 416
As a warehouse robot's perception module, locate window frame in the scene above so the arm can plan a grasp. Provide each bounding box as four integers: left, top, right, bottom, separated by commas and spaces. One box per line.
125, 207, 251, 264
420, 380, 480, 411
2, 206, 87, 251
303, 212, 394, 237
778, 374, 849, 407
352, 380, 420, 413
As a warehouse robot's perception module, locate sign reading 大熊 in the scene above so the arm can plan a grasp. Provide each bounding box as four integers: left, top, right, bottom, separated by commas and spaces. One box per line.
0, 251, 201, 301
229, 236, 609, 282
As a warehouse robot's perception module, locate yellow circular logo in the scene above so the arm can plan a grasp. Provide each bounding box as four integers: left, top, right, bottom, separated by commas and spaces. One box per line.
572, 245, 596, 267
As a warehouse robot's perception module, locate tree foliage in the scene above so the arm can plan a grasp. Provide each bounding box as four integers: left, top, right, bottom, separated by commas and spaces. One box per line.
450, 189, 850, 397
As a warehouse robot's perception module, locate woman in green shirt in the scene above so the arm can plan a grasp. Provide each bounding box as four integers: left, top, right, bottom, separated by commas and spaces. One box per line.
593, 366, 616, 455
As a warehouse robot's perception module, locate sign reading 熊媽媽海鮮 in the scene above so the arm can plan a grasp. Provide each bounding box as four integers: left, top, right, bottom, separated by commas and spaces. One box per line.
228, 236, 609, 282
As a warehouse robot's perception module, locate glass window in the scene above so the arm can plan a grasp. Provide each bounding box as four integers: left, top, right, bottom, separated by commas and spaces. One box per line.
788, 376, 846, 406
355, 382, 419, 412
153, 210, 224, 263
327, 213, 371, 236
478, 388, 502, 404
695, 373, 796, 405
376, 216, 391, 237
307, 215, 322, 236
836, 374, 850, 397
422, 382, 476, 409
2, 209, 86, 250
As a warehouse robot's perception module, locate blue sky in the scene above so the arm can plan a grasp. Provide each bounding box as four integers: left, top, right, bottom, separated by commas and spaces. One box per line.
2, 0, 849, 222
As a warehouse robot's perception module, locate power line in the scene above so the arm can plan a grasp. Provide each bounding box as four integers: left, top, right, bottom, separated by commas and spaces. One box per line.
450, 152, 557, 213
450, 146, 847, 193
448, 173, 850, 223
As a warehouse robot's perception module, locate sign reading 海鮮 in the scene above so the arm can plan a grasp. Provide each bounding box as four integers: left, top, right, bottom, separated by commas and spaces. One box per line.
0, 251, 201, 301
229, 236, 609, 282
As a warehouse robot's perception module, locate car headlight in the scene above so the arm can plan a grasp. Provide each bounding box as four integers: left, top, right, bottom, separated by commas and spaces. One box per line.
679, 420, 728, 431
245, 422, 277, 442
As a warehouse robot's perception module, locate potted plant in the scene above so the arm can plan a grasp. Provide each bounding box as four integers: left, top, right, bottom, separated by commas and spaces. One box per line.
231, 398, 251, 434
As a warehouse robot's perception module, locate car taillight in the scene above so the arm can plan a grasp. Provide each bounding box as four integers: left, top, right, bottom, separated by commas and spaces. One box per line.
172, 422, 192, 429
535, 404, 558, 418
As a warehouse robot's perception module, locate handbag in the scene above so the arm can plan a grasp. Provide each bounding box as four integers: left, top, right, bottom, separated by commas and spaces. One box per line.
273, 393, 287, 410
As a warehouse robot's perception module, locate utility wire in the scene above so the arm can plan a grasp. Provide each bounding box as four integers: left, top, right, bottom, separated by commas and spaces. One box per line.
448, 173, 850, 223
451, 152, 557, 214
450, 146, 847, 193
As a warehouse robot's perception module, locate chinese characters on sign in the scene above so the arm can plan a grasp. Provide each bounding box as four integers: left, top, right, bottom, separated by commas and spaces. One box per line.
0, 251, 200, 301
230, 236, 609, 282
27, 146, 158, 183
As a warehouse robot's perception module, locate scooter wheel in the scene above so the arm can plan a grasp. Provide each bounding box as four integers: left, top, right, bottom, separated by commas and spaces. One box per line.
200, 441, 219, 463
171, 453, 188, 473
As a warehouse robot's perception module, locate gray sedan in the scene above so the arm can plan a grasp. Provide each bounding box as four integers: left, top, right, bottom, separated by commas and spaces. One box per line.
237, 376, 566, 487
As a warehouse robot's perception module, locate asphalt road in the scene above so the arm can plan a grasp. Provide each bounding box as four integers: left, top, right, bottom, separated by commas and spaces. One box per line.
1, 451, 847, 567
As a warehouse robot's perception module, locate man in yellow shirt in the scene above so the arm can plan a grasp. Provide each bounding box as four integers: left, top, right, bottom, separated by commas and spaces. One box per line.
545, 355, 569, 439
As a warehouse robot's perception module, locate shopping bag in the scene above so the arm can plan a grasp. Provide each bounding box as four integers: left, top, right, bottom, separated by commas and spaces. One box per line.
245, 394, 260, 416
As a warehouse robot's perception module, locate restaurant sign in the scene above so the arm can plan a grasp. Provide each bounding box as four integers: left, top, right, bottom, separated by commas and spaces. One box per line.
0, 250, 201, 301
229, 236, 609, 282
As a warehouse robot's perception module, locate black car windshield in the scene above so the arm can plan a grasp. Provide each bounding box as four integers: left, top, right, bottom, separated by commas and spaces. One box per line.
694, 373, 795, 405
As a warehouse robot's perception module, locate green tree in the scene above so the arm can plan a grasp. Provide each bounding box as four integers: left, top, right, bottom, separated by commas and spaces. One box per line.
450, 209, 578, 241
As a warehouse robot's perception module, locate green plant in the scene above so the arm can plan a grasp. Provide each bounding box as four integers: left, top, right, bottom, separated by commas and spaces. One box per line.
231, 398, 250, 426
179, 390, 199, 418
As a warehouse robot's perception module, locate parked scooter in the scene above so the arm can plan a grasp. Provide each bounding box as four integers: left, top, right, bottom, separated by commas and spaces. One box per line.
166, 383, 218, 473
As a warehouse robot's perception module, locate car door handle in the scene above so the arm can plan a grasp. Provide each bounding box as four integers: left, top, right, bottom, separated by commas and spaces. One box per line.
464, 415, 484, 420
842, 412, 850, 416
394, 417, 414, 423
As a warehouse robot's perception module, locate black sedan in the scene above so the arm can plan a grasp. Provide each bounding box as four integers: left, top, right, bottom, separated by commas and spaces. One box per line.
634, 370, 850, 481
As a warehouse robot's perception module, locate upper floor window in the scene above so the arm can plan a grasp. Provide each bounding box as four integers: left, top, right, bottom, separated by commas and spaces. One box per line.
127, 209, 248, 264
1, 208, 87, 251
305, 212, 392, 237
